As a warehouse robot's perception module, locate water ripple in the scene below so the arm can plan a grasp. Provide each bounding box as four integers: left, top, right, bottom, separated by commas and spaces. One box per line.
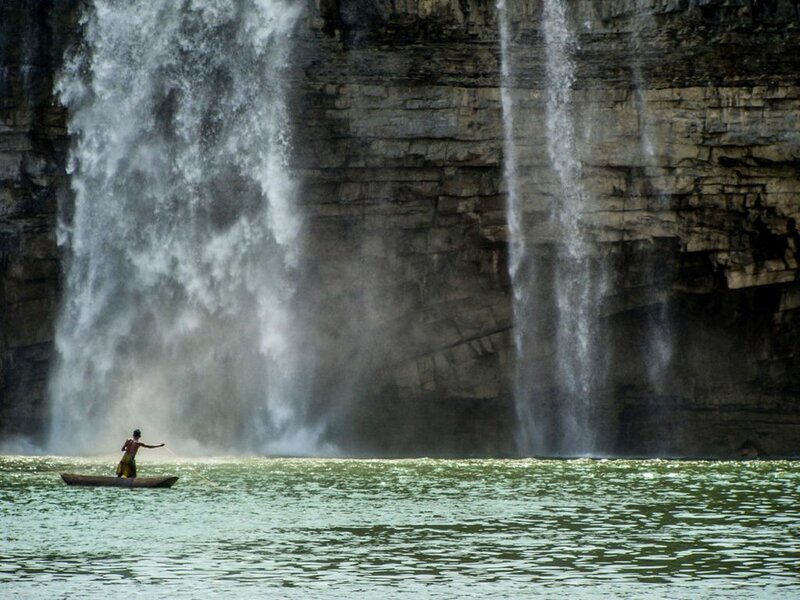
1, 457, 799, 598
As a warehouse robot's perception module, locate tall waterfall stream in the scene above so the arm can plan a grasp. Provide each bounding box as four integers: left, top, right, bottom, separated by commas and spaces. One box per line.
48, 0, 321, 455
500, 0, 607, 455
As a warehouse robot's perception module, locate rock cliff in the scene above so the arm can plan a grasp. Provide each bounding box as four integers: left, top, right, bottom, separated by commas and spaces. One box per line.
1, 0, 798, 456
291, 0, 800, 456
0, 1, 78, 442
287, 0, 514, 455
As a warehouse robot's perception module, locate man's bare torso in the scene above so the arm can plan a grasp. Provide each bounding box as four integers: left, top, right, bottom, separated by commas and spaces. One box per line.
122, 438, 142, 458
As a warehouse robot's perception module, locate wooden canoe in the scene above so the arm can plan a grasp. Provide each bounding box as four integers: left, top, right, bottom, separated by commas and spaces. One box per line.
60, 473, 178, 488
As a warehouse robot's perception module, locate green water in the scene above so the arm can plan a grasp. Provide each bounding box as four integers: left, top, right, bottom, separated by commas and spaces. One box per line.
1, 457, 798, 598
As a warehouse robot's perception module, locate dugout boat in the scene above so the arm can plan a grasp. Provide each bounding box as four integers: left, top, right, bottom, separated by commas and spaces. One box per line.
60, 473, 178, 488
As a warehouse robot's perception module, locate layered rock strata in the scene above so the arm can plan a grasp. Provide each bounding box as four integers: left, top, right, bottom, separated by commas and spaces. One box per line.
0, 1, 78, 442
1, 0, 798, 456
292, 0, 515, 455
291, 0, 800, 456
545, 0, 800, 457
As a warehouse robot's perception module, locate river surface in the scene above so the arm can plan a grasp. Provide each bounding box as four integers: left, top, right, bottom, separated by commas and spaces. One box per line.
2, 457, 799, 598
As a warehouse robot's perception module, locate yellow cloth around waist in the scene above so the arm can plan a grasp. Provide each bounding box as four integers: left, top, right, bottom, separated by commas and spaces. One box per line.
116, 455, 136, 478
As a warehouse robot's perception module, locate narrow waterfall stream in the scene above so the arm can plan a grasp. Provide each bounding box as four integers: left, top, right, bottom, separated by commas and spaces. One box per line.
48, 1, 319, 455
541, 0, 608, 454
503, 0, 609, 455
497, 0, 536, 452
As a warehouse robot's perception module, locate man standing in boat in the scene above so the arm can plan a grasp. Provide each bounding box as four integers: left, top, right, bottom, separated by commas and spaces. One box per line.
116, 429, 165, 478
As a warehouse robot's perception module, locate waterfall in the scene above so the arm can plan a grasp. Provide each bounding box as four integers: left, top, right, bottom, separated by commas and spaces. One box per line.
543, 0, 609, 454
48, 0, 318, 455
497, 0, 534, 452
503, 0, 608, 455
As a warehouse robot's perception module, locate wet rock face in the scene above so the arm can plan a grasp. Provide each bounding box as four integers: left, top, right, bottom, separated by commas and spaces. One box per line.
1, 0, 798, 455
0, 1, 79, 441
579, 0, 800, 457
292, 0, 516, 456
536, 1, 800, 456
293, 0, 800, 456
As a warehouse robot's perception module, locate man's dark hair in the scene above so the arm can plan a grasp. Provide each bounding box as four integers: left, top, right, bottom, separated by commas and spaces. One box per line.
133, 429, 141, 438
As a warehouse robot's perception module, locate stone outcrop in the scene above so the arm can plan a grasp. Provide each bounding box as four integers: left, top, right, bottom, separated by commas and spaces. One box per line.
1, 0, 798, 456
0, 1, 78, 441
